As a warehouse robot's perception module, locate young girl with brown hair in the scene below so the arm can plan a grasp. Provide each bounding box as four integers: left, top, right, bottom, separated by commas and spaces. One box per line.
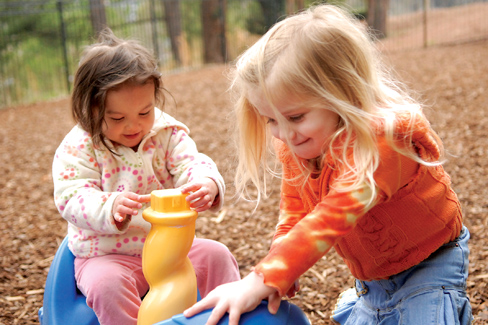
52, 29, 240, 324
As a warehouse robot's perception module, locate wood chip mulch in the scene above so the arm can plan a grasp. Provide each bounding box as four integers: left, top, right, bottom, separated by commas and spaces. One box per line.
1, 40, 487, 324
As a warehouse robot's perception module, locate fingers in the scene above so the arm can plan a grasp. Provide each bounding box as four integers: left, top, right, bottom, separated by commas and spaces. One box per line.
123, 192, 148, 206
192, 198, 213, 212
114, 212, 124, 223
227, 307, 242, 325
184, 297, 215, 318
113, 192, 149, 223
186, 190, 210, 206
138, 194, 151, 203
114, 213, 132, 223
184, 299, 239, 325
184, 276, 274, 325
286, 279, 300, 298
182, 184, 209, 201
267, 292, 282, 315
205, 304, 231, 325
116, 198, 141, 216
180, 182, 200, 194
180, 182, 216, 212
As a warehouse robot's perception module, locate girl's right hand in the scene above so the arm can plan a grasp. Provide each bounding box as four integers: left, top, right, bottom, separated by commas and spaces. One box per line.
112, 192, 151, 228
183, 272, 281, 325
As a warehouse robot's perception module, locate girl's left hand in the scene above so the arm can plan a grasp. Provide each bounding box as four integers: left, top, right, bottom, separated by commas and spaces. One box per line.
179, 178, 219, 212
183, 272, 281, 325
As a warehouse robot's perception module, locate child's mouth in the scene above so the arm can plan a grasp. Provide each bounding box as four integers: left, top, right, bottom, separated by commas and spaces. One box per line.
124, 132, 141, 140
294, 138, 310, 146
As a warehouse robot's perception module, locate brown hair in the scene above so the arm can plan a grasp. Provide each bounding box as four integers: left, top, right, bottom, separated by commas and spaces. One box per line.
71, 28, 164, 151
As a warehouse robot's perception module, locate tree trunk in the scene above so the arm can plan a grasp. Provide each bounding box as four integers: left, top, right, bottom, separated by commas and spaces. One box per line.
89, 0, 107, 36
162, 0, 183, 63
258, 0, 285, 31
201, 0, 226, 63
367, 0, 390, 39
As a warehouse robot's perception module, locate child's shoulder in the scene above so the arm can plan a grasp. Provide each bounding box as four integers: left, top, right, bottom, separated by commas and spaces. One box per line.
153, 109, 190, 134
61, 124, 93, 145
377, 106, 430, 135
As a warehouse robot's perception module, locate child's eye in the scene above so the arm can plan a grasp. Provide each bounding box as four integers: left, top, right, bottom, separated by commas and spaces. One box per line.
140, 111, 151, 116
111, 117, 124, 122
266, 118, 276, 124
289, 114, 304, 122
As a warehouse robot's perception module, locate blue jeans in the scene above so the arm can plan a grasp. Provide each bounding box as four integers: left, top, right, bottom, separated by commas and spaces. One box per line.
331, 226, 473, 325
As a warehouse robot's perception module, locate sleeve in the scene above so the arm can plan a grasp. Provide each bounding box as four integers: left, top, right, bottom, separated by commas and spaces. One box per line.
272, 163, 308, 243
254, 137, 418, 296
254, 179, 381, 297
271, 139, 307, 242
52, 131, 122, 234
157, 127, 225, 212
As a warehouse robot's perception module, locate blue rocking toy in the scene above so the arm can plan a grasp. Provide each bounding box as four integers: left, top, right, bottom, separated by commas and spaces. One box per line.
40, 190, 310, 325
38, 236, 310, 325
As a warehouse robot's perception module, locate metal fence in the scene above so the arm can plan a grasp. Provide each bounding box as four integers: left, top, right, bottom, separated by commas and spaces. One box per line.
1, 0, 487, 108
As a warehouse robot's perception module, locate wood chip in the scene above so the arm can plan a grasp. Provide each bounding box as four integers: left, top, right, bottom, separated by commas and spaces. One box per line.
4, 296, 25, 302
211, 209, 227, 223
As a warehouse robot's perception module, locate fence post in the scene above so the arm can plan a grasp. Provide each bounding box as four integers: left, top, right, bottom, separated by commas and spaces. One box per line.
219, 0, 226, 62
56, 0, 71, 93
423, 0, 430, 48
150, 0, 160, 60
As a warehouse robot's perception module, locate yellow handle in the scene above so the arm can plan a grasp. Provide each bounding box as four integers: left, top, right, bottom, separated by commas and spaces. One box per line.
150, 189, 191, 213
137, 189, 198, 325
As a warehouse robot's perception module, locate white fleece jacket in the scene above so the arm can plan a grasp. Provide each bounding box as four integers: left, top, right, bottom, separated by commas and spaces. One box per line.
52, 109, 225, 258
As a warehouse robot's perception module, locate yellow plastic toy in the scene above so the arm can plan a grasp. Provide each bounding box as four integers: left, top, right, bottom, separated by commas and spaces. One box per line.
137, 189, 198, 325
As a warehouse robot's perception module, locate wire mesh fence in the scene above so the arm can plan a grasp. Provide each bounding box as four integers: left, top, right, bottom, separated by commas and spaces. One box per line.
1, 0, 487, 108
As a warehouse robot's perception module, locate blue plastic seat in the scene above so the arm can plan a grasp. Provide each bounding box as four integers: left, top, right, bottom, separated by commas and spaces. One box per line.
39, 236, 99, 325
155, 300, 310, 325
39, 237, 310, 325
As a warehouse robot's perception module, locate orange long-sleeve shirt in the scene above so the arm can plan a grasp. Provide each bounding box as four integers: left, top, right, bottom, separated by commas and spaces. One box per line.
254, 114, 463, 296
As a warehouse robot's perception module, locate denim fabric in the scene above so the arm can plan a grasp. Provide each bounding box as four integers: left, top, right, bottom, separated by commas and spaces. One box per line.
331, 226, 473, 325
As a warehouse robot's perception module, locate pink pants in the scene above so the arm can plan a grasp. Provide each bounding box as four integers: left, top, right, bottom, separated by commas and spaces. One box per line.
74, 238, 240, 325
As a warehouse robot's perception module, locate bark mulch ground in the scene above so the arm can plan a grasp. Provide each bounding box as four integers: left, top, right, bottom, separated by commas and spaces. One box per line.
1, 39, 487, 324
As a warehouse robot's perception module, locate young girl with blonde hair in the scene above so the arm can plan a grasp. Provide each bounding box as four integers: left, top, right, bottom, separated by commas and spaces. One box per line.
184, 4, 472, 325
52, 28, 240, 324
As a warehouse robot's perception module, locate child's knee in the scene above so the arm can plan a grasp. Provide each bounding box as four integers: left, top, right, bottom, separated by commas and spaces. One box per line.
206, 241, 238, 268
80, 269, 141, 303
190, 239, 240, 279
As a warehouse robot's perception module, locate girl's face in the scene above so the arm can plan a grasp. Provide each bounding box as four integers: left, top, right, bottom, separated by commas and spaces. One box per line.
249, 87, 340, 160
103, 81, 155, 150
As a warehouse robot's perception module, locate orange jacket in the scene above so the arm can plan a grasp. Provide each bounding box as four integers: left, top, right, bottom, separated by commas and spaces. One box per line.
254, 114, 463, 296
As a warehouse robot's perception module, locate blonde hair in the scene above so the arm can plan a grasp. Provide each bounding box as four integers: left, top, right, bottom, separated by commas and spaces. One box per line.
231, 4, 443, 206
71, 28, 165, 152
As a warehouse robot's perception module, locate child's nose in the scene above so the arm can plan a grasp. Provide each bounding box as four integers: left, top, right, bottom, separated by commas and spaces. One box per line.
125, 119, 138, 131
278, 127, 296, 142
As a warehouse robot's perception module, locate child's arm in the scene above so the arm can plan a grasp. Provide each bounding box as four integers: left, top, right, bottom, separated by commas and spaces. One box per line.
158, 126, 225, 212
255, 181, 379, 296
53, 127, 146, 233
273, 166, 308, 241
53, 148, 117, 232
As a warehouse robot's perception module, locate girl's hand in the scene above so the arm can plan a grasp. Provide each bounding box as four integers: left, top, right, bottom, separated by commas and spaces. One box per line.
180, 178, 219, 212
183, 272, 281, 325
112, 192, 151, 228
